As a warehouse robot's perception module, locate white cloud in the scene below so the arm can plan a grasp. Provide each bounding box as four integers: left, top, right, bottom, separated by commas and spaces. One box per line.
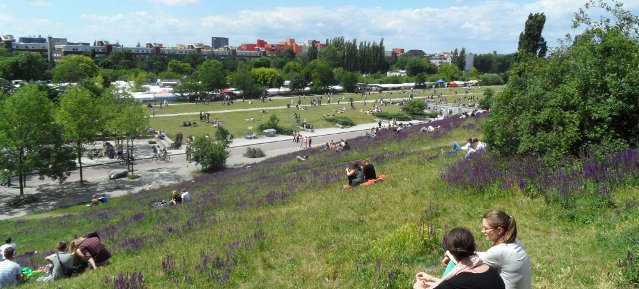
28, 0, 53, 8
58, 0, 636, 53
157, 0, 200, 6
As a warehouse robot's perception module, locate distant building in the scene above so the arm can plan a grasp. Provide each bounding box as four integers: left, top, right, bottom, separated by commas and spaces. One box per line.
392, 48, 404, 56
428, 52, 453, 66
404, 49, 426, 57
464, 53, 475, 71
211, 37, 228, 50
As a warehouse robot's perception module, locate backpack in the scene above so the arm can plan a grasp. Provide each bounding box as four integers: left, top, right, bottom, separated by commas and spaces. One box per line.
56, 252, 88, 277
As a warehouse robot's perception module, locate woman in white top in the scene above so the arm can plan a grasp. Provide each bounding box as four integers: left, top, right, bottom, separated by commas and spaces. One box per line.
477, 210, 532, 289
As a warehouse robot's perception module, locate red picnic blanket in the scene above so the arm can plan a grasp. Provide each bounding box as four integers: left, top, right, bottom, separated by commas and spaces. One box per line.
342, 174, 387, 189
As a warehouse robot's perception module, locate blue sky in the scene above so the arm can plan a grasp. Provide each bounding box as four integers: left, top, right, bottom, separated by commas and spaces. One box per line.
1, 0, 637, 54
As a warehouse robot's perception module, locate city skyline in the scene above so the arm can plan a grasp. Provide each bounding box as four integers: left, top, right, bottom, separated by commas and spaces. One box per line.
1, 0, 637, 54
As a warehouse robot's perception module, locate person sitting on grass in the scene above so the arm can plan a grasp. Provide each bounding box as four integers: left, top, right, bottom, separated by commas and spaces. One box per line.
77, 232, 110, 270
346, 162, 364, 187
0, 247, 23, 287
296, 155, 309, 162
451, 138, 473, 152
39, 241, 77, 282
88, 194, 101, 207
360, 160, 377, 181
414, 227, 505, 289
180, 189, 192, 202
170, 191, 182, 205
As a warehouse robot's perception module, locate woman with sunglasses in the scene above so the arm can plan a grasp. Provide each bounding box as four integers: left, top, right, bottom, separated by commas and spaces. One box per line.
477, 210, 531, 289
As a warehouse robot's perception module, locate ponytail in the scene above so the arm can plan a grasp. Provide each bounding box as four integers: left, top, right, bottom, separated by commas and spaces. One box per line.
483, 210, 518, 244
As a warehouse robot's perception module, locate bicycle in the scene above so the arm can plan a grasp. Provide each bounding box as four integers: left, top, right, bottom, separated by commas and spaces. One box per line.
118, 154, 135, 166
159, 152, 170, 162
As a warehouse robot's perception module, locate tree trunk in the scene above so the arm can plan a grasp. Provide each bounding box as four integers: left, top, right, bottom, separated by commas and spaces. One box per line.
78, 147, 84, 185
18, 149, 24, 196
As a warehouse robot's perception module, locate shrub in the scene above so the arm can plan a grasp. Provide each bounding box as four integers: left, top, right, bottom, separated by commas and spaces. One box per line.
402, 99, 427, 116
324, 116, 355, 127
258, 114, 293, 135
243, 147, 265, 158
373, 111, 412, 121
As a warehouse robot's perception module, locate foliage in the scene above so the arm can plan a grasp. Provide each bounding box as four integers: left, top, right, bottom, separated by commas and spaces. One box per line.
518, 13, 548, 58
324, 116, 355, 127
258, 114, 293, 134
303, 60, 334, 93
436, 63, 462, 81
479, 74, 504, 86
405, 57, 437, 77
55, 86, 104, 184
0, 84, 73, 195
451, 48, 467, 71
484, 2, 639, 160
198, 59, 226, 91
243, 147, 266, 158
473, 53, 515, 74
0, 51, 49, 81
478, 88, 495, 110
167, 59, 194, 76
52, 55, 99, 83
373, 111, 412, 121
189, 131, 230, 172
402, 99, 427, 116
251, 67, 284, 88
333, 67, 358, 92
229, 63, 260, 98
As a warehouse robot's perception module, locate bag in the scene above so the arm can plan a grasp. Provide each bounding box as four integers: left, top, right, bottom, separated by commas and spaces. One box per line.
56, 253, 88, 277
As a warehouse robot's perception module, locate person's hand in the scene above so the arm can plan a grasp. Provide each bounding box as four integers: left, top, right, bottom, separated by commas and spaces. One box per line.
415, 272, 434, 281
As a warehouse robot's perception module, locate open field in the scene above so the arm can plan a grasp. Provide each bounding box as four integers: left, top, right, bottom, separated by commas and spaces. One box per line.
148, 86, 503, 140
1, 111, 636, 288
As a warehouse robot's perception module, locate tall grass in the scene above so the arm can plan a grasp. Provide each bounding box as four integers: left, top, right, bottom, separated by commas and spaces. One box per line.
1, 113, 637, 288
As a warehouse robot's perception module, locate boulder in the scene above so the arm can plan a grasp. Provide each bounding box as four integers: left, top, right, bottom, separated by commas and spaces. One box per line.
109, 170, 129, 180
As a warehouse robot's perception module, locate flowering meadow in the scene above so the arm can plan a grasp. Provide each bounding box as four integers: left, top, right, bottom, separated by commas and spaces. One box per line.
2, 113, 638, 288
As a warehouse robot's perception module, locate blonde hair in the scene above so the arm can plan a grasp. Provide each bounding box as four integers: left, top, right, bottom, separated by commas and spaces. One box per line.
483, 210, 517, 244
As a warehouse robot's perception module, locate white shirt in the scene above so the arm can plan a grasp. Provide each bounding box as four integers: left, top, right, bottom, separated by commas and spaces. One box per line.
0, 259, 21, 287
181, 191, 192, 202
0, 243, 16, 260
477, 240, 532, 289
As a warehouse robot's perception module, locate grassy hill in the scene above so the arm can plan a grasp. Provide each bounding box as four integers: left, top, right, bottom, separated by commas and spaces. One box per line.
2, 113, 637, 288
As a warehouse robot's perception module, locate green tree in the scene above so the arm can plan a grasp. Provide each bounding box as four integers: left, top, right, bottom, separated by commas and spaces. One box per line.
52, 55, 99, 83
248, 57, 272, 69
105, 96, 149, 173
306, 41, 319, 63
55, 87, 103, 184
483, 1, 639, 160
229, 63, 261, 98
518, 13, 548, 58
0, 85, 74, 195
0, 52, 49, 81
402, 99, 426, 116
174, 79, 204, 102
318, 45, 342, 68
303, 60, 334, 93
437, 63, 462, 81
333, 67, 358, 92
167, 59, 194, 76
452, 48, 467, 71
189, 128, 231, 172
251, 67, 284, 88
282, 61, 303, 74
198, 59, 226, 92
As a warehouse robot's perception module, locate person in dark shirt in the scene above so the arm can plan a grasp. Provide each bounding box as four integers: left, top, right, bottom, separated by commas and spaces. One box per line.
360, 160, 377, 180
414, 227, 505, 289
170, 191, 182, 205
77, 232, 110, 269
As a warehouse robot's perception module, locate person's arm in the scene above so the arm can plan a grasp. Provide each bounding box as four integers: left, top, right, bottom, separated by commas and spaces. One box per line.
476, 246, 501, 268
77, 248, 97, 269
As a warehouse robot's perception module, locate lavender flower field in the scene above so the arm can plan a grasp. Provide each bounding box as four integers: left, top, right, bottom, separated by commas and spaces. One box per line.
2, 114, 638, 288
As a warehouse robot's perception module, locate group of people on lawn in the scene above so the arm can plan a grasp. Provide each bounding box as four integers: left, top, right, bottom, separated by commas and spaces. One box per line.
0, 232, 111, 286
451, 137, 487, 159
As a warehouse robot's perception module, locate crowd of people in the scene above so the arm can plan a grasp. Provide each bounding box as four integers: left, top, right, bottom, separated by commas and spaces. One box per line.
413, 210, 531, 289
0, 232, 111, 286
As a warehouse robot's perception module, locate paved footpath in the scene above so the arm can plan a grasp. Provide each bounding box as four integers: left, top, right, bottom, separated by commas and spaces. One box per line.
0, 120, 427, 220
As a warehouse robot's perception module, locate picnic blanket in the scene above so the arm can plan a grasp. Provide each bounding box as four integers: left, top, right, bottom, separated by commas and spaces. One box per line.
342, 174, 387, 189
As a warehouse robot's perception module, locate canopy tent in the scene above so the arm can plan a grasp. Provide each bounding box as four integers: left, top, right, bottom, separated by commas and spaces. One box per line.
436, 79, 446, 83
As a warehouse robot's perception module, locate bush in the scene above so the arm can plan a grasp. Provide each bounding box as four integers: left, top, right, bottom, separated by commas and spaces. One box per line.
478, 88, 494, 110
243, 147, 265, 158
373, 111, 412, 121
324, 116, 355, 127
402, 99, 427, 116
258, 114, 292, 135
189, 136, 230, 172
479, 73, 503, 86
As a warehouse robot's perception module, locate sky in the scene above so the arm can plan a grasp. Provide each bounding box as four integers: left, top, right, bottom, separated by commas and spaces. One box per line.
1, 0, 637, 54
